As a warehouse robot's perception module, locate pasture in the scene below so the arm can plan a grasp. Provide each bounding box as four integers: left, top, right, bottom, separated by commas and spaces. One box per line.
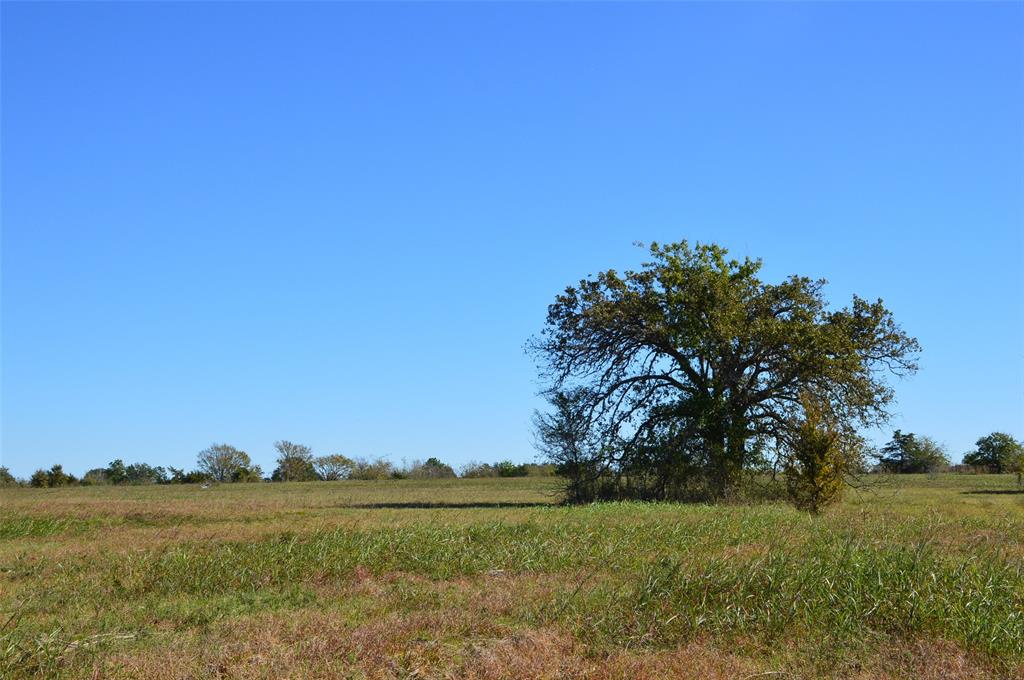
1, 475, 1022, 679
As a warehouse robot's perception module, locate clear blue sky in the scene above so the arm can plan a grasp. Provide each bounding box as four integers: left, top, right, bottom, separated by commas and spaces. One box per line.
2, 2, 1022, 478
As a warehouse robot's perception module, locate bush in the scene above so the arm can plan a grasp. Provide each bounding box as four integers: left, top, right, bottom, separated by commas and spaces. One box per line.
348, 457, 395, 480
232, 465, 264, 483
0, 466, 19, 487
783, 396, 848, 514
29, 465, 77, 488
460, 460, 556, 478
81, 469, 110, 486
408, 457, 457, 479
496, 460, 527, 477
168, 467, 212, 484
459, 461, 496, 478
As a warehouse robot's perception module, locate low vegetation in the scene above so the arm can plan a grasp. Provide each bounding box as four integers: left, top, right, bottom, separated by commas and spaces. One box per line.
1, 474, 1022, 678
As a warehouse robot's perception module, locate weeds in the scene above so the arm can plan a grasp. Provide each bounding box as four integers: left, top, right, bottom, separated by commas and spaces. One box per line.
1, 475, 1021, 678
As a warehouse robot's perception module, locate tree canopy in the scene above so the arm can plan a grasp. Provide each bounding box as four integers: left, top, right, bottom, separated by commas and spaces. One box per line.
271, 440, 318, 482
531, 240, 920, 500
873, 431, 950, 474
197, 443, 255, 483
963, 432, 1023, 474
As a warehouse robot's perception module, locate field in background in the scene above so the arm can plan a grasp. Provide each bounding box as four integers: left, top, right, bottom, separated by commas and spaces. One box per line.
1, 475, 1022, 679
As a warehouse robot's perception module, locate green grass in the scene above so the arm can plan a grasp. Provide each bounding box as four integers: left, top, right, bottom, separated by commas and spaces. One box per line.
1, 475, 1021, 678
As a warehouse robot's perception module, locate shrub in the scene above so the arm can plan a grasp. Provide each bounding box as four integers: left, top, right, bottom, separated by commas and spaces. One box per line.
81, 469, 110, 486
408, 457, 457, 479
783, 396, 847, 514
168, 467, 212, 484
460, 461, 496, 478
0, 466, 19, 487
348, 457, 395, 480
29, 465, 77, 488
232, 465, 264, 483
495, 460, 527, 477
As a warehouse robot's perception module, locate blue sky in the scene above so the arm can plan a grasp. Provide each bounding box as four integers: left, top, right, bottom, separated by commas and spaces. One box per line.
2, 2, 1022, 478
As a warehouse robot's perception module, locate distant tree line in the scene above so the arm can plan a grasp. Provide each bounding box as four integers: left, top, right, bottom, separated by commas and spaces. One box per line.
460, 460, 557, 478
5, 430, 1016, 491
867, 430, 1023, 481
3, 440, 555, 487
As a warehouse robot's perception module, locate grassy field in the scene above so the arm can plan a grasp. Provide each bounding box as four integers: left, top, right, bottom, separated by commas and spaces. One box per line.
1, 475, 1022, 679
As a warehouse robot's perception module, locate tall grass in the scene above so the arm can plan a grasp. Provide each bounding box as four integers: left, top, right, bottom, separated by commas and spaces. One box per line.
1, 475, 1021, 677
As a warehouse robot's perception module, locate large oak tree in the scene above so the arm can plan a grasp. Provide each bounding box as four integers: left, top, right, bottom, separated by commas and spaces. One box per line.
531, 241, 920, 499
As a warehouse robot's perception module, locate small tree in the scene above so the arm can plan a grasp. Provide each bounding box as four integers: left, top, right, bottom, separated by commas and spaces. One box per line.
30, 469, 49, 488
272, 440, 319, 481
495, 460, 527, 477
534, 389, 604, 504
348, 457, 395, 480
46, 464, 75, 487
1008, 451, 1024, 488
314, 454, 353, 481
81, 469, 110, 485
197, 443, 252, 483
460, 461, 496, 478
169, 467, 211, 484
782, 396, 847, 514
231, 464, 264, 483
408, 457, 457, 479
124, 462, 167, 484
0, 467, 18, 487
874, 431, 949, 473
105, 459, 128, 484
963, 432, 1024, 474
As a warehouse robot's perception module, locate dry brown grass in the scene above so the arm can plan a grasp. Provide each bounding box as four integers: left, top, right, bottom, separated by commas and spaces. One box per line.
3, 476, 1022, 679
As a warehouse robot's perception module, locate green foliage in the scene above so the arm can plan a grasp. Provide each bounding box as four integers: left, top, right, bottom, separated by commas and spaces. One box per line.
271, 440, 319, 482
534, 389, 604, 503
460, 461, 556, 478
1011, 458, 1024, 488
29, 465, 77, 488
458, 461, 494, 478
106, 458, 128, 484
90, 459, 169, 485
532, 240, 920, 500
495, 460, 524, 477
168, 467, 211, 484
874, 431, 950, 474
782, 395, 847, 514
196, 443, 253, 483
0, 466, 17, 487
347, 457, 395, 480
963, 432, 1024, 474
313, 454, 354, 481
3, 476, 1024, 677
231, 465, 264, 483
81, 468, 110, 485
408, 457, 457, 479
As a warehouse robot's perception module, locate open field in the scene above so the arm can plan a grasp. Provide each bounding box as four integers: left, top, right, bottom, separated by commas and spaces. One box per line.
1, 475, 1022, 679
